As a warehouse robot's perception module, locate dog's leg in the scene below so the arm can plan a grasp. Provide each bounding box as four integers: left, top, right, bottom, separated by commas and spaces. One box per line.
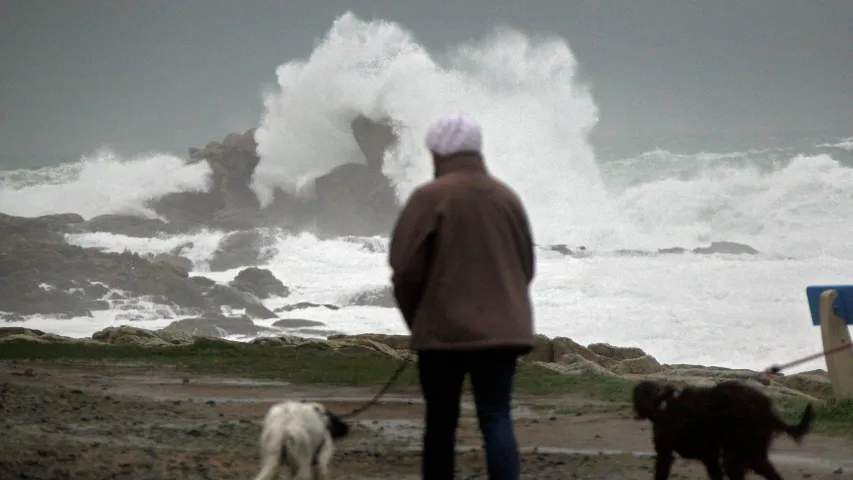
313, 462, 329, 480
253, 451, 281, 480
699, 455, 724, 480
653, 451, 675, 480
748, 455, 784, 480
722, 453, 747, 480
312, 435, 334, 480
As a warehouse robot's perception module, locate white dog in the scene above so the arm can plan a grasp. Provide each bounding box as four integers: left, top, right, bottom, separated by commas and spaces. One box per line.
254, 400, 350, 480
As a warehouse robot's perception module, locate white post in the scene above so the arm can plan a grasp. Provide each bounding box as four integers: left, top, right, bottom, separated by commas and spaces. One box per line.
818, 289, 853, 400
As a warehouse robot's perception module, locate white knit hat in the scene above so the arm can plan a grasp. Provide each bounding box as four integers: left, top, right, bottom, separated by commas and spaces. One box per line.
424, 112, 483, 156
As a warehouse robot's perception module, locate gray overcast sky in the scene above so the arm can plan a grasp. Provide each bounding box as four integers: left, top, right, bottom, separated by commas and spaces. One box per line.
1, 0, 852, 167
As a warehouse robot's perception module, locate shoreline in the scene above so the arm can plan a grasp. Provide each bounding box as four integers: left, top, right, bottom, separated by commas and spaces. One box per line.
1, 326, 851, 479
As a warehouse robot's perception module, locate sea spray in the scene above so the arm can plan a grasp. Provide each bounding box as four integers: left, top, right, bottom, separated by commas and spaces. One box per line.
252, 12, 637, 247
0, 147, 210, 220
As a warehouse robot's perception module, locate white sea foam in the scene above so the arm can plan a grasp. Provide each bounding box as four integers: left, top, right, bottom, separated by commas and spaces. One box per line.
0, 148, 210, 220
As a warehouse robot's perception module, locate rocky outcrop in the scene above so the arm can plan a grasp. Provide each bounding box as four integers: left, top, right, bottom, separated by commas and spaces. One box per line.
208, 230, 278, 272
145, 253, 194, 273
0, 212, 82, 253
149, 128, 260, 227
0, 213, 284, 319
313, 163, 399, 238
690, 241, 760, 255
546, 241, 761, 258
162, 313, 274, 338
203, 284, 277, 319
275, 302, 340, 313
141, 114, 401, 238
71, 214, 185, 238
229, 267, 289, 299
0, 324, 830, 401
330, 332, 826, 399
347, 285, 396, 308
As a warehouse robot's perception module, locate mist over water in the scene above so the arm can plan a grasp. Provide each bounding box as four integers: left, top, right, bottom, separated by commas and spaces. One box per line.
1, 12, 852, 372
0, 148, 210, 220
252, 12, 631, 248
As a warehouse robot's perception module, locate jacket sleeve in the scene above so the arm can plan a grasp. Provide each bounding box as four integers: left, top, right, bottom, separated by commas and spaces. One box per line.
513, 201, 536, 285
522, 210, 535, 284
388, 188, 437, 328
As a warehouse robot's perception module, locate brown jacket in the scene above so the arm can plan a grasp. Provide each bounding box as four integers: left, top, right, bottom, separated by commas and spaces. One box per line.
388, 153, 536, 353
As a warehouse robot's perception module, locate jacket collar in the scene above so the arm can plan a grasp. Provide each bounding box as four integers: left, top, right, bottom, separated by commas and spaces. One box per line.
433, 152, 488, 178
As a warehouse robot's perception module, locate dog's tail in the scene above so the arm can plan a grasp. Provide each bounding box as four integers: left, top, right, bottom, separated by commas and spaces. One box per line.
782, 403, 815, 444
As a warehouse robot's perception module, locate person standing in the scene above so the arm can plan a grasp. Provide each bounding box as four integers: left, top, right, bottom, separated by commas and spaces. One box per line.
388, 112, 537, 479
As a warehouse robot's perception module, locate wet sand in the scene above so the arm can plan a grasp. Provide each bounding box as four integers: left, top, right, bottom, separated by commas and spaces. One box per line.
1, 360, 851, 479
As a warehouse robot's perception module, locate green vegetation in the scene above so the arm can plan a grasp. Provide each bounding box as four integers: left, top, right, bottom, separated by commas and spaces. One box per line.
774, 394, 853, 437
0, 338, 633, 401
1, 337, 850, 436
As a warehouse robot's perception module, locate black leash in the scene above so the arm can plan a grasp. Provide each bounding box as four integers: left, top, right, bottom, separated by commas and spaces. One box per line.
764, 342, 852, 375
338, 351, 416, 420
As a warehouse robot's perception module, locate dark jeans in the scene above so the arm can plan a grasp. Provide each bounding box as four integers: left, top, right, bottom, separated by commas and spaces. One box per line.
417, 348, 522, 480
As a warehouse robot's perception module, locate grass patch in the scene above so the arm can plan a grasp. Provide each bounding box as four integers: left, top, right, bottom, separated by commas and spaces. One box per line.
5, 339, 848, 436
0, 338, 631, 402
774, 395, 853, 437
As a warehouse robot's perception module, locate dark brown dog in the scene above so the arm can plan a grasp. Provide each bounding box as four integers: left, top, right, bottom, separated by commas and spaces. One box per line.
632, 379, 814, 480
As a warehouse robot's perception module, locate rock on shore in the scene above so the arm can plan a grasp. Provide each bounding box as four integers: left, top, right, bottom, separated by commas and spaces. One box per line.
0, 325, 831, 402
0, 213, 293, 320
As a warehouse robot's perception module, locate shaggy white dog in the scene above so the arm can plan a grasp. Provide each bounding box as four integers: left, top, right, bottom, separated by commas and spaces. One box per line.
254, 400, 350, 480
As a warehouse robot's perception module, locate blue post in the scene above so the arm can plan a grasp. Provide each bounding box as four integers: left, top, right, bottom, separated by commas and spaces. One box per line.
805, 285, 853, 326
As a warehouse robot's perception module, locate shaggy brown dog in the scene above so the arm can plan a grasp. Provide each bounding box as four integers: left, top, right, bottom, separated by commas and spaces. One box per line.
632, 379, 814, 480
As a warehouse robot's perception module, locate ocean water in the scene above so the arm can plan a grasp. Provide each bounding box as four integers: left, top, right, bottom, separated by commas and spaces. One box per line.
2, 12, 853, 373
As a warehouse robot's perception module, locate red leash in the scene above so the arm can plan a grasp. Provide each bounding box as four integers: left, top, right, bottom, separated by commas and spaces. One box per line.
765, 342, 852, 375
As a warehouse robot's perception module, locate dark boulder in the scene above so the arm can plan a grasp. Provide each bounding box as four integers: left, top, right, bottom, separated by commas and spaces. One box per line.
230, 267, 289, 299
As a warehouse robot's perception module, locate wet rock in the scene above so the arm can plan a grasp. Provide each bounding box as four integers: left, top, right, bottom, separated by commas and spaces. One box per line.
1, 312, 25, 323
229, 267, 289, 299
328, 333, 412, 351
692, 241, 759, 255
657, 241, 760, 256
0, 327, 47, 339
73, 214, 182, 237
0, 227, 213, 317
587, 343, 647, 361
272, 318, 326, 328
609, 355, 664, 375
525, 334, 558, 363
0, 212, 82, 253
250, 335, 305, 347
0, 332, 51, 344
552, 337, 613, 366
170, 241, 195, 256
208, 230, 277, 272
274, 302, 340, 312
83, 282, 110, 299
147, 253, 194, 274
189, 276, 216, 289
657, 247, 688, 254
539, 356, 618, 378
313, 163, 399, 238
140, 116, 402, 238
205, 284, 277, 319
773, 371, 833, 399
336, 338, 404, 359
341, 236, 387, 253
162, 313, 273, 338
347, 285, 396, 308
548, 244, 588, 257
92, 326, 175, 347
